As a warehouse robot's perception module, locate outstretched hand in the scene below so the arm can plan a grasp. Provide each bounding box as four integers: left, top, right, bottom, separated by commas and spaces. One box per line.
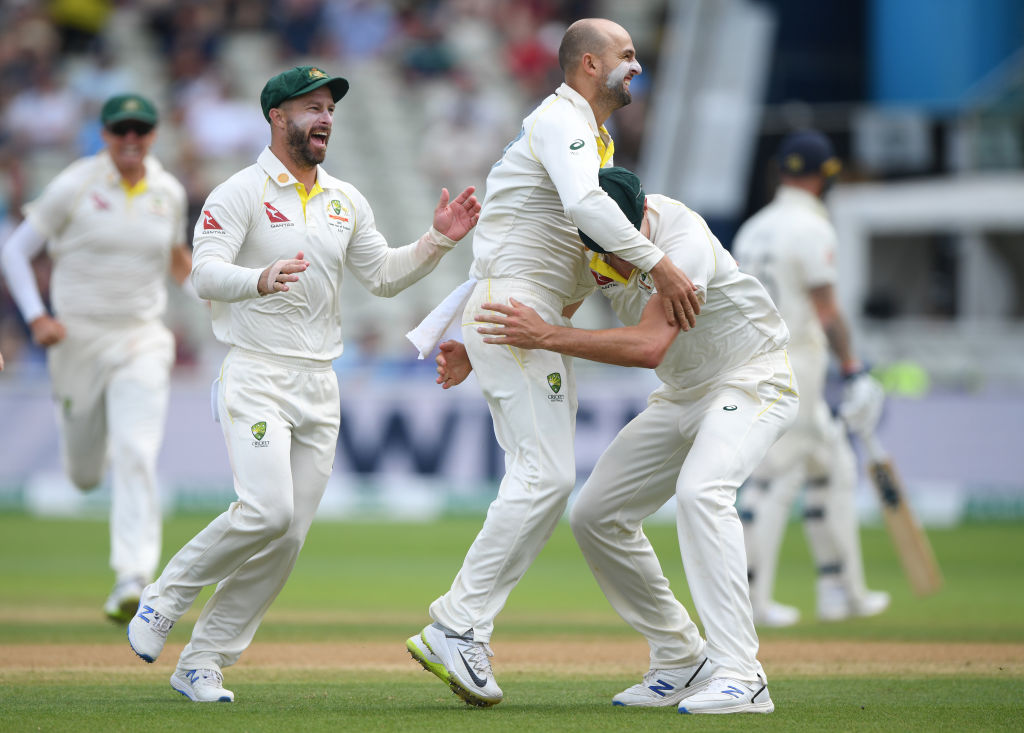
435, 340, 473, 389
259, 251, 309, 295
432, 186, 481, 242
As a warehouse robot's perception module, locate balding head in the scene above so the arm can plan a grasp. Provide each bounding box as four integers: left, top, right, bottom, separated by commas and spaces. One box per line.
558, 18, 625, 73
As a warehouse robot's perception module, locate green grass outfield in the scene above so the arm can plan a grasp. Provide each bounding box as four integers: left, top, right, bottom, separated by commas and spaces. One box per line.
1, 514, 1023, 731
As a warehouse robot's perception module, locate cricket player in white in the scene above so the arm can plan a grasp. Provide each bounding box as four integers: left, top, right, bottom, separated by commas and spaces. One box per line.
0, 94, 190, 623
437, 167, 796, 714
405, 19, 702, 708
733, 130, 888, 628
126, 66, 481, 703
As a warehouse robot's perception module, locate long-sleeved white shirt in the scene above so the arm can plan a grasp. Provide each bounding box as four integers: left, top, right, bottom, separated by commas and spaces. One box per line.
191, 147, 456, 360
732, 185, 838, 355
470, 83, 664, 302
2, 151, 186, 323
578, 194, 790, 391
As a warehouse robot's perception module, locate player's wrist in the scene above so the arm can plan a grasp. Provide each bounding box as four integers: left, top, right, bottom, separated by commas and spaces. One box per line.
841, 362, 865, 379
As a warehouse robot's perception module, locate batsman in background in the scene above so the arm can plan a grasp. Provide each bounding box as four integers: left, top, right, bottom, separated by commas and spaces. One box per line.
126, 65, 480, 703
405, 18, 701, 709
732, 129, 889, 627
0, 93, 190, 623
436, 167, 796, 714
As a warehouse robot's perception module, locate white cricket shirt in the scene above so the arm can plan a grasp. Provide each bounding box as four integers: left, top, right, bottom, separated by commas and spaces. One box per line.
470, 83, 664, 302
191, 147, 456, 361
22, 151, 186, 322
580, 194, 790, 390
732, 185, 838, 354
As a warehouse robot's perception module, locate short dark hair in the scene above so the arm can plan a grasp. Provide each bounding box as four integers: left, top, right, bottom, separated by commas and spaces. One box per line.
558, 20, 609, 73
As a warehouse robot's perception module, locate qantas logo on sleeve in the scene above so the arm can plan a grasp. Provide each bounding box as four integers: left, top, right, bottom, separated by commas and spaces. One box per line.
202, 210, 223, 230
91, 193, 110, 210
264, 202, 291, 223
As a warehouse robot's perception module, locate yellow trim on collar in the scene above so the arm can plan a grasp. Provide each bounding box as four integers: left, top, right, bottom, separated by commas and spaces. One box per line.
597, 126, 615, 167
589, 252, 630, 285
294, 180, 324, 219
121, 179, 148, 198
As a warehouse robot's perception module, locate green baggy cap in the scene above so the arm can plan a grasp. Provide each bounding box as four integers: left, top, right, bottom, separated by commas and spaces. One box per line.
101, 94, 159, 127
578, 167, 646, 254
260, 65, 349, 121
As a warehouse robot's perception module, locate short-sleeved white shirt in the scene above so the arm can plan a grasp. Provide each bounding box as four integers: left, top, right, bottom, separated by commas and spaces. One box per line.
577, 194, 790, 390
191, 147, 452, 361
22, 151, 186, 321
470, 83, 664, 303
731, 185, 838, 354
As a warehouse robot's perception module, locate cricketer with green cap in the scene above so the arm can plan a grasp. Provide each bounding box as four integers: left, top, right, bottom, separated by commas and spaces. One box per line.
101, 93, 158, 128
260, 65, 349, 122
460, 164, 797, 713
126, 62, 482, 704
0, 87, 191, 629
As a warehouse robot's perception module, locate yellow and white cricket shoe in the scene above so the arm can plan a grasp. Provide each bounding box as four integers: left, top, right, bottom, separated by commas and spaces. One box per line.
407, 623, 503, 706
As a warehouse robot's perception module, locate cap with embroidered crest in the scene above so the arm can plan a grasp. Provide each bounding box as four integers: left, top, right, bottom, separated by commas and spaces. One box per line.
260, 66, 349, 122
777, 129, 842, 178
101, 94, 158, 127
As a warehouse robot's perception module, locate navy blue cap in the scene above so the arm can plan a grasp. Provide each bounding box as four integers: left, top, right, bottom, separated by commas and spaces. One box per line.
777, 129, 841, 178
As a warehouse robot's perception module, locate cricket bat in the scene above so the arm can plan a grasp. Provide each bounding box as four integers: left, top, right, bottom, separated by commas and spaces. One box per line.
860, 432, 943, 597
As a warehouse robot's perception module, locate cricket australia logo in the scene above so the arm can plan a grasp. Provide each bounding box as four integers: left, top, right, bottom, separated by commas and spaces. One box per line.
546, 372, 565, 402
251, 421, 269, 447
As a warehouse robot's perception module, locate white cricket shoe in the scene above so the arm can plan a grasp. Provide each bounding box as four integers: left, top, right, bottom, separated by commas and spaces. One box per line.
678, 676, 774, 714
103, 576, 145, 624
126, 585, 174, 663
611, 658, 712, 706
818, 578, 891, 621
407, 623, 503, 706
170, 668, 234, 702
753, 600, 801, 628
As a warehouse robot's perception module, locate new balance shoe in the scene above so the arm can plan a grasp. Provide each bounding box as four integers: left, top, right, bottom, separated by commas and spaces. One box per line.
678, 676, 774, 714
127, 585, 174, 663
752, 600, 800, 628
407, 623, 503, 706
103, 576, 145, 624
170, 668, 234, 702
612, 657, 712, 706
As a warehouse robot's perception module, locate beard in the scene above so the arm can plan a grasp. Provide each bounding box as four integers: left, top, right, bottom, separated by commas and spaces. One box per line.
285, 120, 327, 167
599, 70, 633, 110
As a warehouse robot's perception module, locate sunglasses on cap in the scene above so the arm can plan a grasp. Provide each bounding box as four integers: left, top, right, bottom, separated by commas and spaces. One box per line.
107, 120, 155, 137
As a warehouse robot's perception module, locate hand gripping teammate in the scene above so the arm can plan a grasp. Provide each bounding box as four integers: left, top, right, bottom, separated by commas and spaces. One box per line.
405, 18, 702, 708
126, 66, 480, 703
0, 94, 190, 623
732, 130, 888, 627
434, 167, 796, 714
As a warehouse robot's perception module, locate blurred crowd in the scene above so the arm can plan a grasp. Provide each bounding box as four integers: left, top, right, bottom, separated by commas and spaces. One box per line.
0, 0, 659, 375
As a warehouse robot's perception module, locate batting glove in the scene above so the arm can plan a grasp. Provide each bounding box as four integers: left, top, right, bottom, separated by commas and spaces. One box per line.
839, 369, 885, 437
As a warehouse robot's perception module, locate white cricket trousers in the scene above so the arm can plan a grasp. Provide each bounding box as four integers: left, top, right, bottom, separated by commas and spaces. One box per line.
740, 344, 867, 608
47, 317, 173, 583
570, 351, 798, 684
149, 347, 339, 672
430, 278, 577, 643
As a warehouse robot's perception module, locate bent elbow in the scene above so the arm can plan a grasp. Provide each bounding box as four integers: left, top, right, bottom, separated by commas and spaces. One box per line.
637, 344, 666, 369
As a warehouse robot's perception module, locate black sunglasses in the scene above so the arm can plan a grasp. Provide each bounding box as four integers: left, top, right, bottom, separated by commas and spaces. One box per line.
108, 120, 154, 137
